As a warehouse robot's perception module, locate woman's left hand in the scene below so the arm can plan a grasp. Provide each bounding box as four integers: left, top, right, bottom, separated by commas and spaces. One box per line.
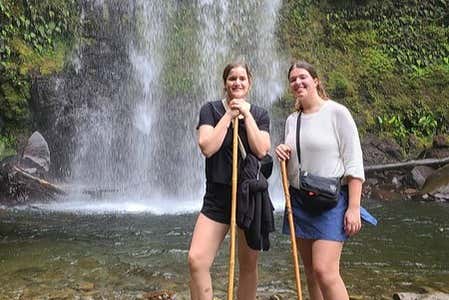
344, 207, 362, 236
229, 98, 250, 117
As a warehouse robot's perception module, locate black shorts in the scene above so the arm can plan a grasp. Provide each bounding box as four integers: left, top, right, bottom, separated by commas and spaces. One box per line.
200, 182, 232, 224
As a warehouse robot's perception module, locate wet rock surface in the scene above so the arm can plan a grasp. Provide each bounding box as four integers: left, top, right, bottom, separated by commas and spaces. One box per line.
363, 135, 449, 203
0, 131, 65, 205
393, 292, 449, 300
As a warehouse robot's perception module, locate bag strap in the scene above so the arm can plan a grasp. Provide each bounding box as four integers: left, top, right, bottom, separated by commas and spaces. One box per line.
296, 111, 302, 166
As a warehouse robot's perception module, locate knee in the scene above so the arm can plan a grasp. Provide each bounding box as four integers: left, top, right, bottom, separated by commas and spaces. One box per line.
188, 250, 210, 274
302, 263, 315, 279
312, 264, 340, 286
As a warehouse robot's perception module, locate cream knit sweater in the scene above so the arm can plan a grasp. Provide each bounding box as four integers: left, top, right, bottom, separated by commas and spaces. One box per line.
284, 100, 365, 189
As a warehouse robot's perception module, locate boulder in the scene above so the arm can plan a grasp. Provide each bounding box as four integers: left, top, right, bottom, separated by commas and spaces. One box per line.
421, 164, 449, 201
20, 131, 50, 173
362, 134, 403, 166
393, 292, 449, 300
0, 132, 65, 204
411, 166, 435, 189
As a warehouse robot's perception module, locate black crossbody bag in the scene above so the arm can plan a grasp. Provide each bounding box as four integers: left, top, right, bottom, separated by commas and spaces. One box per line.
296, 112, 341, 213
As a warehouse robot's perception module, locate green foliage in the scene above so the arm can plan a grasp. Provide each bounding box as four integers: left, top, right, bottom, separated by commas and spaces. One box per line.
376, 114, 408, 143
279, 0, 449, 150
0, 0, 78, 134
360, 48, 395, 78
278, 0, 328, 63
404, 100, 440, 137
327, 71, 355, 99
1, 82, 29, 121
0, 0, 78, 61
416, 115, 438, 137
376, 101, 440, 145
325, 0, 449, 75
0, 134, 17, 160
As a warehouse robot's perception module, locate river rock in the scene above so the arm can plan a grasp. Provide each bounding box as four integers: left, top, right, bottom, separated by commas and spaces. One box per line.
78, 281, 95, 292
371, 186, 404, 201
142, 290, 176, 299
411, 166, 435, 189
20, 131, 50, 174
421, 164, 449, 201
0, 132, 64, 204
362, 134, 403, 165
393, 292, 449, 300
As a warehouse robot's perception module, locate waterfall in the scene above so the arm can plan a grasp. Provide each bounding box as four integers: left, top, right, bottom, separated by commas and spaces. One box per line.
54, 0, 284, 213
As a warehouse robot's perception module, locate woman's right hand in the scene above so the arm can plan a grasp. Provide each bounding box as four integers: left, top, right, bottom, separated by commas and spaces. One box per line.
226, 107, 240, 119
275, 144, 291, 161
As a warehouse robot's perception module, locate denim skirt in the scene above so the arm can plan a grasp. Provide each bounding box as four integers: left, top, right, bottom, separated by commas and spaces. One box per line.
282, 186, 377, 242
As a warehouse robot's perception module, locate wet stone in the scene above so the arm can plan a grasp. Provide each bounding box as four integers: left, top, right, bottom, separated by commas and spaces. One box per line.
393, 292, 449, 300
78, 281, 95, 291
143, 290, 176, 300
371, 187, 403, 201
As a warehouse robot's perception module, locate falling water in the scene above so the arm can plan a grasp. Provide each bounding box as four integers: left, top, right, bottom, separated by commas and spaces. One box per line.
195, 0, 283, 105
52, 0, 284, 213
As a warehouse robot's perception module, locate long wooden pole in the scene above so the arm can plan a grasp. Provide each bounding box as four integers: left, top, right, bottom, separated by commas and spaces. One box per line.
227, 117, 239, 300
280, 160, 303, 300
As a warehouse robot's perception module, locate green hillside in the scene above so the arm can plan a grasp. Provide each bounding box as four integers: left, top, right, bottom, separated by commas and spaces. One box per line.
277, 0, 449, 151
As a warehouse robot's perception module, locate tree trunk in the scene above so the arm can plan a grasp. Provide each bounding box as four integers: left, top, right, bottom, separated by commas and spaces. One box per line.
365, 157, 449, 173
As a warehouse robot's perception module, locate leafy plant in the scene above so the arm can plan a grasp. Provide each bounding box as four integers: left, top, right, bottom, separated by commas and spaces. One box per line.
377, 105, 440, 145
377, 115, 408, 142
416, 115, 438, 136
0, 134, 17, 160
0, 0, 79, 134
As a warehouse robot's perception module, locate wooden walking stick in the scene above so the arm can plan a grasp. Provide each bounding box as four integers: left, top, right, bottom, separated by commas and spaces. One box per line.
280, 160, 303, 300
227, 117, 239, 300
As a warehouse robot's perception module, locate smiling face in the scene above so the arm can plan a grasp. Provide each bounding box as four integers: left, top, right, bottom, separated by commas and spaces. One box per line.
288, 67, 318, 101
224, 66, 251, 100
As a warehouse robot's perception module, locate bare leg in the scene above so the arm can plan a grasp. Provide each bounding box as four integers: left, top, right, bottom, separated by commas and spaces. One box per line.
312, 240, 348, 300
297, 238, 324, 300
236, 229, 259, 300
188, 213, 229, 300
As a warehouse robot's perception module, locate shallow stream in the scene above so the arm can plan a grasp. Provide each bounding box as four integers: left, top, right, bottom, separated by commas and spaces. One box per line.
1, 198, 448, 299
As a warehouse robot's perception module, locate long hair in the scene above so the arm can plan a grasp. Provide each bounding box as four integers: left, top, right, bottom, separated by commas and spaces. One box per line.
288, 61, 328, 111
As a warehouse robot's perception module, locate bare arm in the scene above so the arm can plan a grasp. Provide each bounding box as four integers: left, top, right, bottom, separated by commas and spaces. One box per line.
197, 110, 236, 158
243, 112, 270, 159
229, 99, 270, 159
347, 176, 362, 209
344, 176, 362, 236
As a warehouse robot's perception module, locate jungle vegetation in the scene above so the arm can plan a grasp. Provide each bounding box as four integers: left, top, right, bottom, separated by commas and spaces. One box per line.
1, 0, 448, 159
